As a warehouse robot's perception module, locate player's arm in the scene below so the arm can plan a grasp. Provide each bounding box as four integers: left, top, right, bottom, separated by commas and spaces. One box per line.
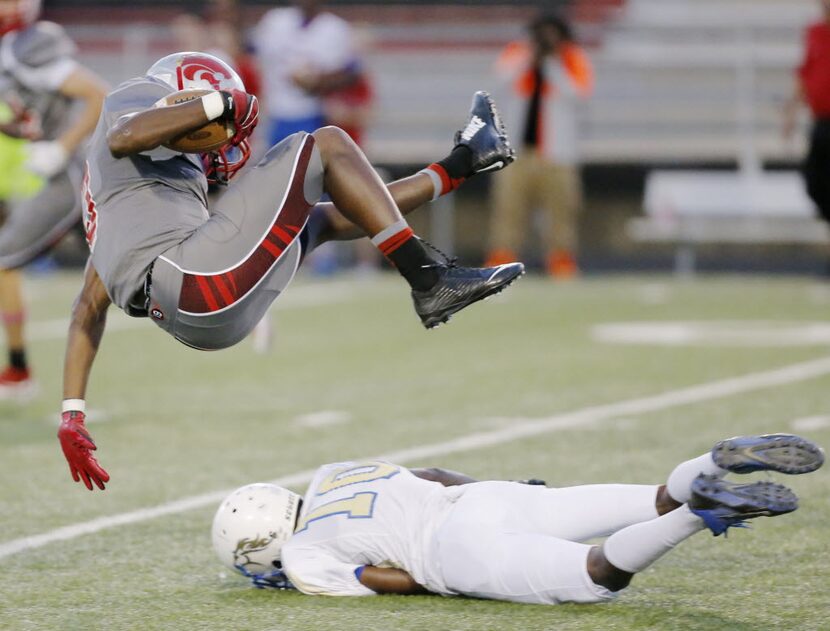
409, 467, 478, 486
64, 260, 110, 399
56, 66, 108, 155
292, 66, 360, 96
24, 66, 108, 178
58, 260, 111, 491
107, 96, 215, 158
357, 566, 430, 595
107, 89, 256, 158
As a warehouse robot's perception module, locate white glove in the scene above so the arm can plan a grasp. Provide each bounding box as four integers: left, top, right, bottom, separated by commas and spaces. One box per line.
25, 141, 69, 178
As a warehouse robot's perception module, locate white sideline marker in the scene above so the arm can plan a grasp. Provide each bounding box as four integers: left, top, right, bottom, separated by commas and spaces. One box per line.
2, 354, 830, 562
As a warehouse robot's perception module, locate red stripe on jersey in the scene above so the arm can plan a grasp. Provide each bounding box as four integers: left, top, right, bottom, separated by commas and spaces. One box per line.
178, 137, 315, 314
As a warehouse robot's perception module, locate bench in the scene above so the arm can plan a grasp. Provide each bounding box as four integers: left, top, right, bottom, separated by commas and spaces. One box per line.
627, 170, 830, 274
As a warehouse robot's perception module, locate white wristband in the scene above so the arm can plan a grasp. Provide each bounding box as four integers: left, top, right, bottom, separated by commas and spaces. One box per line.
62, 399, 86, 413
201, 91, 225, 121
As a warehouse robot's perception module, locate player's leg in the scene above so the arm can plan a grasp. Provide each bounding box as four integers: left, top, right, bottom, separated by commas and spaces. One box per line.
588, 434, 824, 591
484, 153, 533, 267
481, 434, 824, 544
0, 268, 32, 398
147, 132, 321, 350
309, 92, 525, 328
303, 91, 517, 249
438, 475, 801, 603
595, 475, 800, 591
542, 163, 581, 278
464, 480, 666, 543
803, 120, 830, 224
0, 172, 78, 398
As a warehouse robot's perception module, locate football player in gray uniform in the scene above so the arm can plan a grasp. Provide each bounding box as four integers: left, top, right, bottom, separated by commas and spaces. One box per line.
0, 0, 107, 400
57, 51, 521, 491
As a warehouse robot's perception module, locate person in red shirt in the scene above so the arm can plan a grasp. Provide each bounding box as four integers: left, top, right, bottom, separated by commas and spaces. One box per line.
784, 0, 830, 223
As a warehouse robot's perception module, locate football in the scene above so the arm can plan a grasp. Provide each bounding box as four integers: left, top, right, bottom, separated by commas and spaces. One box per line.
153, 88, 233, 153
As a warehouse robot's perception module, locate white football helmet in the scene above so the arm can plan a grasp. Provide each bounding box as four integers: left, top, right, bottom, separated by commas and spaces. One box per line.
212, 483, 302, 588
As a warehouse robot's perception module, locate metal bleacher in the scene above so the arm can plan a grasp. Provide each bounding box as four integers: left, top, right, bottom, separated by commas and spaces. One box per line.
55, 0, 819, 165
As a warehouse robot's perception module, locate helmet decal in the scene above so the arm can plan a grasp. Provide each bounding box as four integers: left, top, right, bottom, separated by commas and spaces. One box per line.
147, 52, 245, 93
176, 59, 239, 91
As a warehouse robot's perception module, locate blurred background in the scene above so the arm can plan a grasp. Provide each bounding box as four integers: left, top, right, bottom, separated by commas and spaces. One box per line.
40, 0, 830, 275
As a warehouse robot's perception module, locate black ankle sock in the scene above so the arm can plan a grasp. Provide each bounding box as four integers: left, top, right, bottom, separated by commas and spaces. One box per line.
386, 238, 440, 291
9, 349, 26, 370
436, 145, 474, 179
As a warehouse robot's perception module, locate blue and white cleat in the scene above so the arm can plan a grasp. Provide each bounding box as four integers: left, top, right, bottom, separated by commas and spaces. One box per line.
453, 91, 515, 175
712, 434, 825, 475
689, 474, 798, 536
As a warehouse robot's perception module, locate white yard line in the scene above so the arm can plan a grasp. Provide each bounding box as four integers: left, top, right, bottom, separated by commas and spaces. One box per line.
2, 354, 830, 562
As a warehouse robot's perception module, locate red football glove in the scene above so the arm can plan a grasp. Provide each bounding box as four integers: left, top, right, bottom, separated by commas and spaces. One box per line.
220, 89, 259, 146
58, 411, 109, 491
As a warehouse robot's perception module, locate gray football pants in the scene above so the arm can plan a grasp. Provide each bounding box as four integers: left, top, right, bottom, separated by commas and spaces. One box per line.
148, 132, 323, 350
0, 167, 80, 269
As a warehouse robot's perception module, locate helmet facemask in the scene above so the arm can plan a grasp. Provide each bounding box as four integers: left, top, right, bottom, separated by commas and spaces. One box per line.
201, 139, 251, 186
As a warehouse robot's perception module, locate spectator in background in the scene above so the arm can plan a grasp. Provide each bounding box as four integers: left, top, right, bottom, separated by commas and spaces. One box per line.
171, 5, 261, 99
321, 30, 377, 272
207, 0, 261, 99
486, 13, 592, 279
783, 0, 830, 227
0, 3, 107, 400
253, 0, 358, 146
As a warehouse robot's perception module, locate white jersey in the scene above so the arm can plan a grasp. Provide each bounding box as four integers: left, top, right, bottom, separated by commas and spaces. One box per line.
253, 8, 355, 119
281, 461, 466, 597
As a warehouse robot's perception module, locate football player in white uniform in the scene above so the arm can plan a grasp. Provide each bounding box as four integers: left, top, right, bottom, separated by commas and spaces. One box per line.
0, 0, 107, 399
212, 433, 823, 605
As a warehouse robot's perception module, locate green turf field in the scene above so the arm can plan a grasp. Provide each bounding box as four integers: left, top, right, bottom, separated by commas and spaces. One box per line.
1, 272, 829, 631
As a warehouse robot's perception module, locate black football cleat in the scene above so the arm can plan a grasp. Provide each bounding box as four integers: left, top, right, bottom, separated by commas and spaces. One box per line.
454, 91, 515, 175
412, 258, 524, 329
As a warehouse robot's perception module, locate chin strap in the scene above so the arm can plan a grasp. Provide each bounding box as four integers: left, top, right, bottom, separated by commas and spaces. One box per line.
234, 564, 295, 590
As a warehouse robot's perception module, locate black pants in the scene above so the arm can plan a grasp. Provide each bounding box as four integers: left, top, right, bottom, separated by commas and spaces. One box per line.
804, 118, 830, 223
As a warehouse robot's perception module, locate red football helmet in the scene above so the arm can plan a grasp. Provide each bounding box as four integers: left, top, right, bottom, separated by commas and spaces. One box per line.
146, 51, 252, 184
0, 0, 41, 36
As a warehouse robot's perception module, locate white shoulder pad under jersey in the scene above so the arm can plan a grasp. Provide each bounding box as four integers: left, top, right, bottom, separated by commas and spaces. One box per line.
1, 21, 77, 92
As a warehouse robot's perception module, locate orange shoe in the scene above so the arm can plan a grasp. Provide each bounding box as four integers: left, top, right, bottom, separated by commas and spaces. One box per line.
484, 248, 518, 267
547, 251, 579, 279
0, 366, 38, 402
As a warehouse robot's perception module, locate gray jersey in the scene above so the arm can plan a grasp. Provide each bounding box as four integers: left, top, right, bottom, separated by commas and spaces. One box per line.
84, 76, 209, 315
0, 21, 77, 141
